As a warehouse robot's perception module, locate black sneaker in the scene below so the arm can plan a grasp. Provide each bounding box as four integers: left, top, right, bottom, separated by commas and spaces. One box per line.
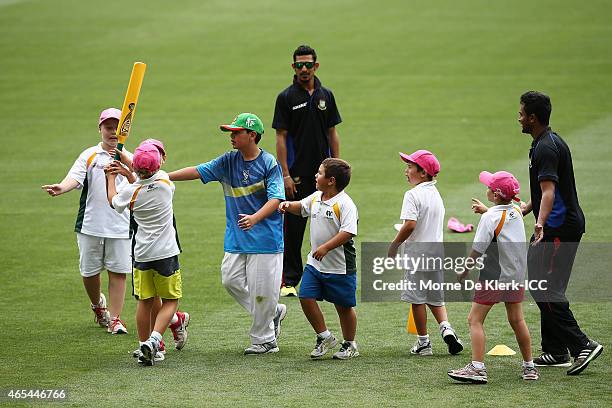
534, 352, 571, 367
567, 341, 604, 375
441, 326, 464, 355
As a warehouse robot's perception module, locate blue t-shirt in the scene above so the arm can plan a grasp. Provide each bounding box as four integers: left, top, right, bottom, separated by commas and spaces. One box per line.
196, 149, 285, 254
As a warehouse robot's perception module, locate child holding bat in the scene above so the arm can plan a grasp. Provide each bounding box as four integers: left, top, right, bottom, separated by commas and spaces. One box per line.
107, 139, 191, 359
107, 141, 183, 366
41, 108, 133, 334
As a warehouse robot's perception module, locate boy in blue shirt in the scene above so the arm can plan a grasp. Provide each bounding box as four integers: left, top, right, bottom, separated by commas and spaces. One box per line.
169, 113, 287, 354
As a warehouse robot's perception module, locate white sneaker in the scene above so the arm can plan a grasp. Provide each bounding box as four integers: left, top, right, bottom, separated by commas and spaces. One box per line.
333, 341, 360, 360
410, 339, 433, 356
135, 349, 165, 363
140, 339, 159, 366
169, 311, 190, 350
91, 293, 110, 328
274, 304, 287, 339
133, 340, 166, 358
441, 326, 463, 355
310, 334, 338, 359
244, 341, 279, 355
108, 317, 128, 334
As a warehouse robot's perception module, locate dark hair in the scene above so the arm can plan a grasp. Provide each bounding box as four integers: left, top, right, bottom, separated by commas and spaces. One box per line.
242, 129, 261, 144
293, 45, 317, 62
413, 162, 433, 181
520, 91, 552, 126
322, 158, 351, 191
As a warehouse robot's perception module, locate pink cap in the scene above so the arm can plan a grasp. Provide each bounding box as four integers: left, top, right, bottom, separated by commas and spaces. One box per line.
399, 150, 441, 177
479, 171, 520, 201
133, 142, 161, 174
98, 108, 121, 126
141, 138, 166, 156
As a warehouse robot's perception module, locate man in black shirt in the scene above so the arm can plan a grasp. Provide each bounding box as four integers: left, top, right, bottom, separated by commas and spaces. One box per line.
519, 91, 602, 375
273, 45, 342, 297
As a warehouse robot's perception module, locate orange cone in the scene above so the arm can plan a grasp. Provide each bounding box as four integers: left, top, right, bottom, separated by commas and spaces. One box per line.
406, 304, 418, 334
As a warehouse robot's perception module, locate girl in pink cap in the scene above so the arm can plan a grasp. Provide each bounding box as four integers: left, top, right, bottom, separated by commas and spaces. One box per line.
106, 141, 184, 366
106, 139, 191, 362
449, 170, 538, 384
388, 150, 464, 357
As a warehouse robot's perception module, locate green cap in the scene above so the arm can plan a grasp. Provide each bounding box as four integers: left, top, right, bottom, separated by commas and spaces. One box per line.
220, 112, 264, 135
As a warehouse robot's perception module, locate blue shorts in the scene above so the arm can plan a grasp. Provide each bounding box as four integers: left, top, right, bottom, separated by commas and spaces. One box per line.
299, 264, 357, 308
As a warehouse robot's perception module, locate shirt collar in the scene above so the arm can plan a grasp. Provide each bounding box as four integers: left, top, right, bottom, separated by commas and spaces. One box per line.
317, 190, 345, 205
489, 203, 514, 212
413, 180, 437, 189
96, 142, 112, 155
531, 127, 553, 148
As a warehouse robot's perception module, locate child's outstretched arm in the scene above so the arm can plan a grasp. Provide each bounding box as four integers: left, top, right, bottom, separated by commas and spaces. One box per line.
278, 201, 302, 215
388, 220, 416, 258
238, 199, 282, 231
313, 231, 354, 261
471, 198, 489, 214
168, 167, 200, 181
41, 175, 80, 197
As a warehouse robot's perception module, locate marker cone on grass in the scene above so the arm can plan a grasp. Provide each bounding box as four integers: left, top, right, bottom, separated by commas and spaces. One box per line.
487, 344, 516, 356
406, 304, 417, 334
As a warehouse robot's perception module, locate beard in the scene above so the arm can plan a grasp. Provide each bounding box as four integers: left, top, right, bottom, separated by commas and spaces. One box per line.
521, 124, 532, 134
298, 73, 311, 83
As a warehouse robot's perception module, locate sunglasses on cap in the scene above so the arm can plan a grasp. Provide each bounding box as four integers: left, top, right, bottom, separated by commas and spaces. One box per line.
294, 61, 315, 69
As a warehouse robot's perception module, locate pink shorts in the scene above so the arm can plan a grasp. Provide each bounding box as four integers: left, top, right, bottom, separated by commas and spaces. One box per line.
473, 282, 525, 305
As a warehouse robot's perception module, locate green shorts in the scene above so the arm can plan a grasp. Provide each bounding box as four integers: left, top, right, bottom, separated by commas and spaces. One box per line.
133, 265, 182, 300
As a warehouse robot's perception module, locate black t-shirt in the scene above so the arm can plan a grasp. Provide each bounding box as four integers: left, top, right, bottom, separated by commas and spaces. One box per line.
272, 76, 341, 177
529, 128, 585, 236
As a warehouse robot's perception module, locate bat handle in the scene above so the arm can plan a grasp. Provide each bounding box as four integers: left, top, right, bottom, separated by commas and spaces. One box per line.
114, 143, 124, 160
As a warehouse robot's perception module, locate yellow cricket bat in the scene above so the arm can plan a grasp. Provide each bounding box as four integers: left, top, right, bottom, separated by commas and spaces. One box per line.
114, 62, 146, 159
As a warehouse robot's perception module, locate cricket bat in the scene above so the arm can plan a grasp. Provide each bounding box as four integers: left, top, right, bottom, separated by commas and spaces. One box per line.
114, 62, 147, 160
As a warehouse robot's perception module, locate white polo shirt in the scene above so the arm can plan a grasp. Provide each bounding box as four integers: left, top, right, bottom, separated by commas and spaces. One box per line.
112, 170, 180, 263
473, 204, 527, 283
68, 143, 131, 238
400, 180, 445, 243
300, 190, 358, 275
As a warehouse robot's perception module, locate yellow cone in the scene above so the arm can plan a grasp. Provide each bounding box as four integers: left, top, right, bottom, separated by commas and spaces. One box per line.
406, 304, 418, 334
487, 344, 516, 356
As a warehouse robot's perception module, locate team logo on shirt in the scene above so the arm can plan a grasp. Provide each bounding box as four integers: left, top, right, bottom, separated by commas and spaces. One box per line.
508, 210, 518, 219
317, 99, 327, 111
242, 169, 250, 184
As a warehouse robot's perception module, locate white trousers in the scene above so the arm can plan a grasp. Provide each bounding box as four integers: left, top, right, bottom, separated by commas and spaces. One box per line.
221, 252, 282, 344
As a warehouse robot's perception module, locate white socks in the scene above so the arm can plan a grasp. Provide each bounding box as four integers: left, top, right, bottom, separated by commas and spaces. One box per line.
523, 360, 535, 368
418, 334, 430, 345
317, 330, 331, 339
149, 331, 162, 347
472, 361, 485, 369
169, 313, 179, 326
439, 321, 451, 334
